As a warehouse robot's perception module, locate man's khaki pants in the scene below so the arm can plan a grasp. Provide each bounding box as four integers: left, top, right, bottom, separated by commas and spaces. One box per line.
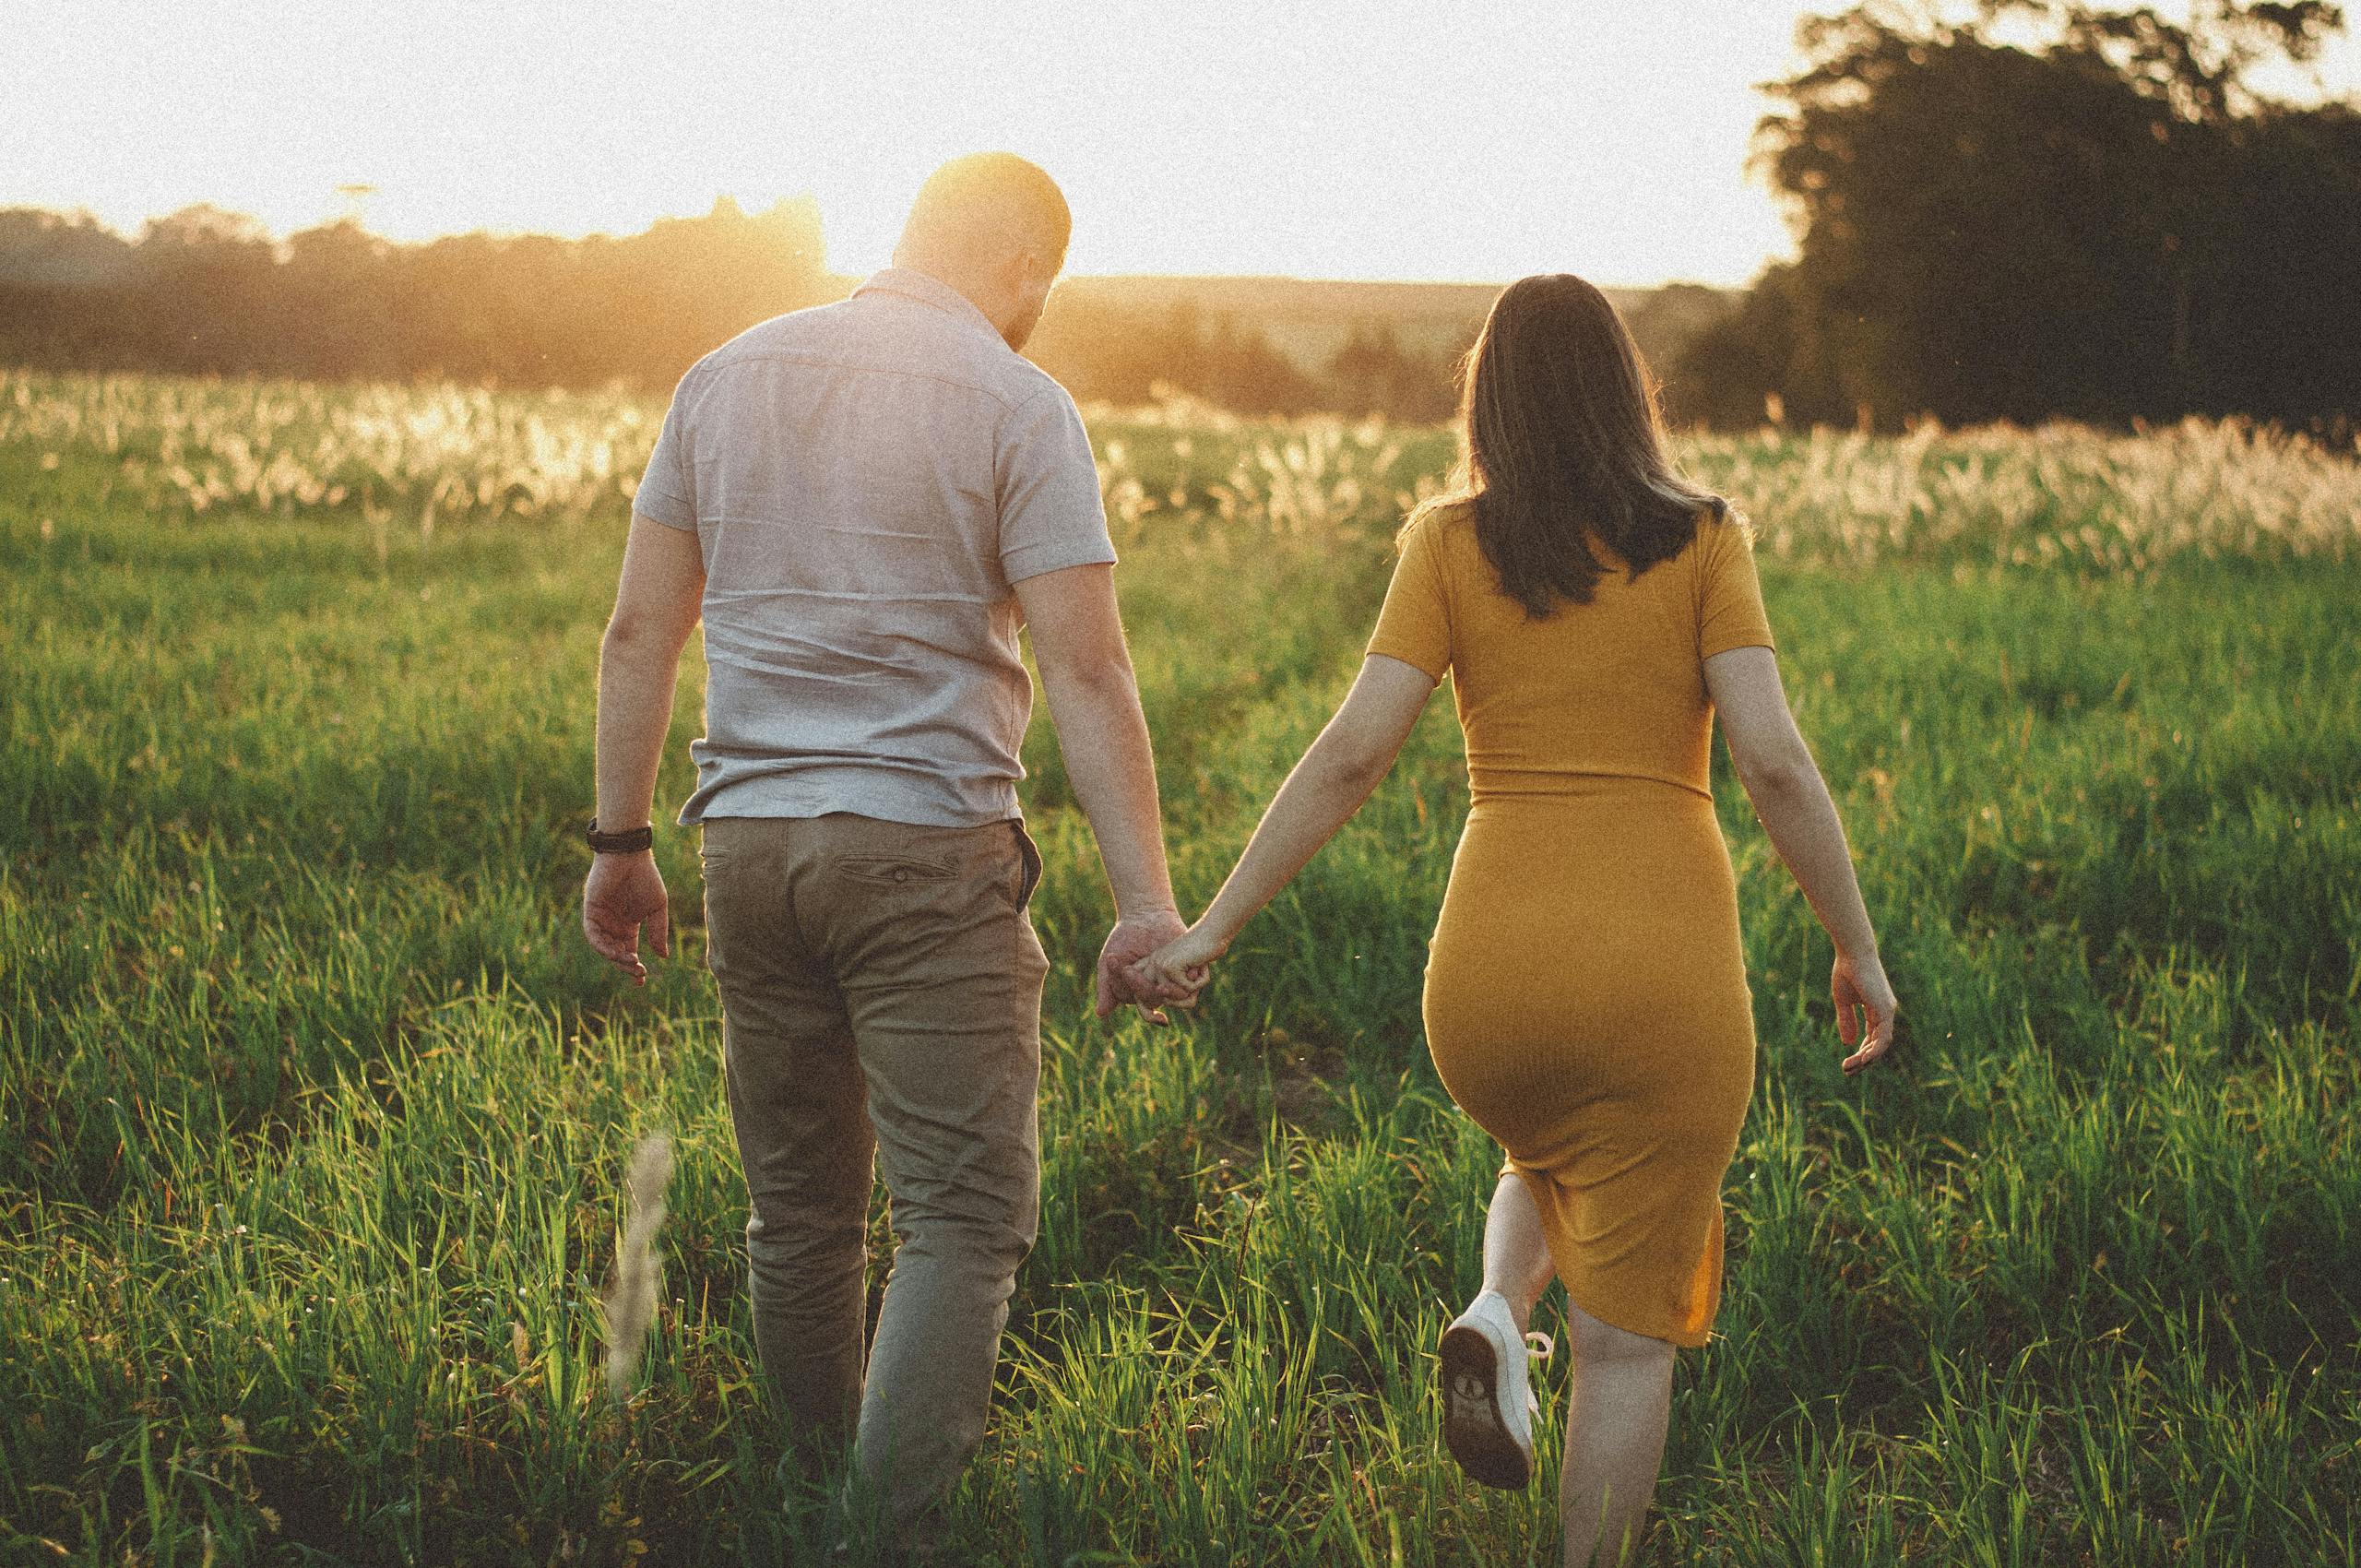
700, 812, 1047, 1534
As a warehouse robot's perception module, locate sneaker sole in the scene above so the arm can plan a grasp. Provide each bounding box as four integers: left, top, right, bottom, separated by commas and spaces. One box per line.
1439, 1322, 1533, 1491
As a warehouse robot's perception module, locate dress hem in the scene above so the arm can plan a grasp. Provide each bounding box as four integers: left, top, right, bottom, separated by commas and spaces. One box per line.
1502, 1163, 1718, 1350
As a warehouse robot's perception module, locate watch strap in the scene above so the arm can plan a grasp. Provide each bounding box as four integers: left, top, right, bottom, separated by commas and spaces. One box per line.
585, 819, 655, 854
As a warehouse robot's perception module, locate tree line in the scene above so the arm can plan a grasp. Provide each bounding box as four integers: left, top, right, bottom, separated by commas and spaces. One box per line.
0, 198, 1470, 421
0, 197, 837, 389
1667, 0, 2361, 432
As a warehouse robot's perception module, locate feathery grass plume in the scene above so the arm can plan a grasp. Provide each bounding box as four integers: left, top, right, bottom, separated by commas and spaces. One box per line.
601, 1130, 674, 1404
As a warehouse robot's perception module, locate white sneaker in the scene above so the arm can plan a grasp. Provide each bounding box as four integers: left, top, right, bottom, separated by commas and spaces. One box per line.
1439, 1289, 1553, 1490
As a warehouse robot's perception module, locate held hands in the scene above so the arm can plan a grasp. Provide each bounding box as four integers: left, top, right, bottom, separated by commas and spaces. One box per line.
1095, 908, 1192, 1024
1833, 949, 1898, 1075
1127, 921, 1229, 1011
583, 850, 670, 985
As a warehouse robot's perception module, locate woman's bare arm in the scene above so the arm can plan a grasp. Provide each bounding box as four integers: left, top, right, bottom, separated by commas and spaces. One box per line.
1133, 655, 1438, 992
1705, 645, 1897, 1073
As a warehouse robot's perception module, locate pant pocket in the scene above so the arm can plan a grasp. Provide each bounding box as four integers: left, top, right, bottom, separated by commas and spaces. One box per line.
1011, 820, 1043, 910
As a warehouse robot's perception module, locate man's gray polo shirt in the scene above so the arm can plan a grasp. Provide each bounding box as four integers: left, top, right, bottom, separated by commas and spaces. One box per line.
634, 267, 1116, 828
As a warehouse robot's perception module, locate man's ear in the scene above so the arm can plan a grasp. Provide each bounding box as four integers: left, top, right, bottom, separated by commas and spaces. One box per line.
1007, 244, 1053, 295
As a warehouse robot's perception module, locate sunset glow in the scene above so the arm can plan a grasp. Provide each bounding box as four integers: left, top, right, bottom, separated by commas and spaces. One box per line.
0, 1, 1864, 286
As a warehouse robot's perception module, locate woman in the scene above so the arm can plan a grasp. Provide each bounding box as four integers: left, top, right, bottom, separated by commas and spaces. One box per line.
1133, 274, 1897, 1566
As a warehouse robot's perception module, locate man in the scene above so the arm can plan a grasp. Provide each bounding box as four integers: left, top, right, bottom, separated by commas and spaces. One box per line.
579, 152, 1185, 1543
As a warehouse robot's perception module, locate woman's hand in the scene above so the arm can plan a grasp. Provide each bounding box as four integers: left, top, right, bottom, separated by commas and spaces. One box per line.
1130, 922, 1231, 1007
1833, 950, 1898, 1075
1095, 908, 1190, 1025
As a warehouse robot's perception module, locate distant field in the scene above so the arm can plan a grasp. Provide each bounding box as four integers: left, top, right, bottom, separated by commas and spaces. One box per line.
1035, 275, 1735, 383
2, 372, 2356, 1565
1049, 274, 1514, 360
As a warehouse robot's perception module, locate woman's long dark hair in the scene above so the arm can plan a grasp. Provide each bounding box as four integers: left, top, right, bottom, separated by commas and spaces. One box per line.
1440, 273, 1725, 617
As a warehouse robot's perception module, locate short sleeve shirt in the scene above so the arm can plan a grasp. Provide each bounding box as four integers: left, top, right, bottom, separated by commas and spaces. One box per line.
635, 268, 1117, 827
1367, 501, 1774, 804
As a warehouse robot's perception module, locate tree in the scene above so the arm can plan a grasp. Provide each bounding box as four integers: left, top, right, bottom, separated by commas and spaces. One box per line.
1325, 325, 1460, 422
1677, 0, 2361, 429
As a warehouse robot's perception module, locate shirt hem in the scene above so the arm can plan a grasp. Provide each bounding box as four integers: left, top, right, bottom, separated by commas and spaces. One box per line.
678, 791, 1024, 830
634, 487, 696, 530
1003, 540, 1120, 583
1365, 638, 1448, 683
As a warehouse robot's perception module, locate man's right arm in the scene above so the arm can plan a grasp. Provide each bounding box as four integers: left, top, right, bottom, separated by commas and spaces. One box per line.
1013, 562, 1186, 1019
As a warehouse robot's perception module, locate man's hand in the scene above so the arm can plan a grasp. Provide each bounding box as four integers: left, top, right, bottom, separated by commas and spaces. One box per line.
584, 850, 671, 985
1128, 919, 1228, 1008
1095, 909, 1190, 1024
1019, 564, 1189, 1017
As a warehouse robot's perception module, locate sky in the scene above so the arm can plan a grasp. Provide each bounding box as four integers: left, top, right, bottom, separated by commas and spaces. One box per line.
3, 1, 2354, 288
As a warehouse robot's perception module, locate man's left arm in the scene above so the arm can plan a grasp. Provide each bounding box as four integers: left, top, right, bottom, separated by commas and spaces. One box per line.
584, 512, 706, 983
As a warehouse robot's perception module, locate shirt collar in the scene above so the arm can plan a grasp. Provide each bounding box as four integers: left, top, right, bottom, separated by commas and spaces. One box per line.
855, 267, 1002, 339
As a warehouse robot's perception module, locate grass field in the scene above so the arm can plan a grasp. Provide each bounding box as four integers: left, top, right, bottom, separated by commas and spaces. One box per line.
2, 371, 2357, 1565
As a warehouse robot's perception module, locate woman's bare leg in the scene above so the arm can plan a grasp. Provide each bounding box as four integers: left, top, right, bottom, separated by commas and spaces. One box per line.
1479, 1171, 1559, 1334
1557, 1301, 1676, 1567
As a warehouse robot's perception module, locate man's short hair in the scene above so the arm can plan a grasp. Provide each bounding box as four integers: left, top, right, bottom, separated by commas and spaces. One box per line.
901, 153, 1071, 271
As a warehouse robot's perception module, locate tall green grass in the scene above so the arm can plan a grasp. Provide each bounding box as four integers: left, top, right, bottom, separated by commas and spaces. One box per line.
1, 375, 2355, 1564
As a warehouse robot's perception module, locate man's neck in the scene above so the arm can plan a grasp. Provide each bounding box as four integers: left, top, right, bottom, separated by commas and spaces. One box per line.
887, 255, 1005, 337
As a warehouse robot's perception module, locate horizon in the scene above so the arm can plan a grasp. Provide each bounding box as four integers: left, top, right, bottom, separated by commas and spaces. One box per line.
10, 2, 2350, 291
2, 198, 1729, 295
9, 196, 1747, 295
0, 1, 1846, 291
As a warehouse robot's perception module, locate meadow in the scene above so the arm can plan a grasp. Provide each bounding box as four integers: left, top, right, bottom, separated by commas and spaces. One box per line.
1, 369, 2356, 1566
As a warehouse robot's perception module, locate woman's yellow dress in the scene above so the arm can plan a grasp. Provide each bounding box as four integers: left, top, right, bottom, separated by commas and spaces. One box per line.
1368, 501, 1775, 1347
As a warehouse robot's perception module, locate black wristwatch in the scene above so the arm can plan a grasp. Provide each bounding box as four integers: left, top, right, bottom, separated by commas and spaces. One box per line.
585, 818, 655, 855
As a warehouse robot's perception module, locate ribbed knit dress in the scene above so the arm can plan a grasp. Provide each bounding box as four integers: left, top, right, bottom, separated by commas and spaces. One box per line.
1367, 500, 1774, 1346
